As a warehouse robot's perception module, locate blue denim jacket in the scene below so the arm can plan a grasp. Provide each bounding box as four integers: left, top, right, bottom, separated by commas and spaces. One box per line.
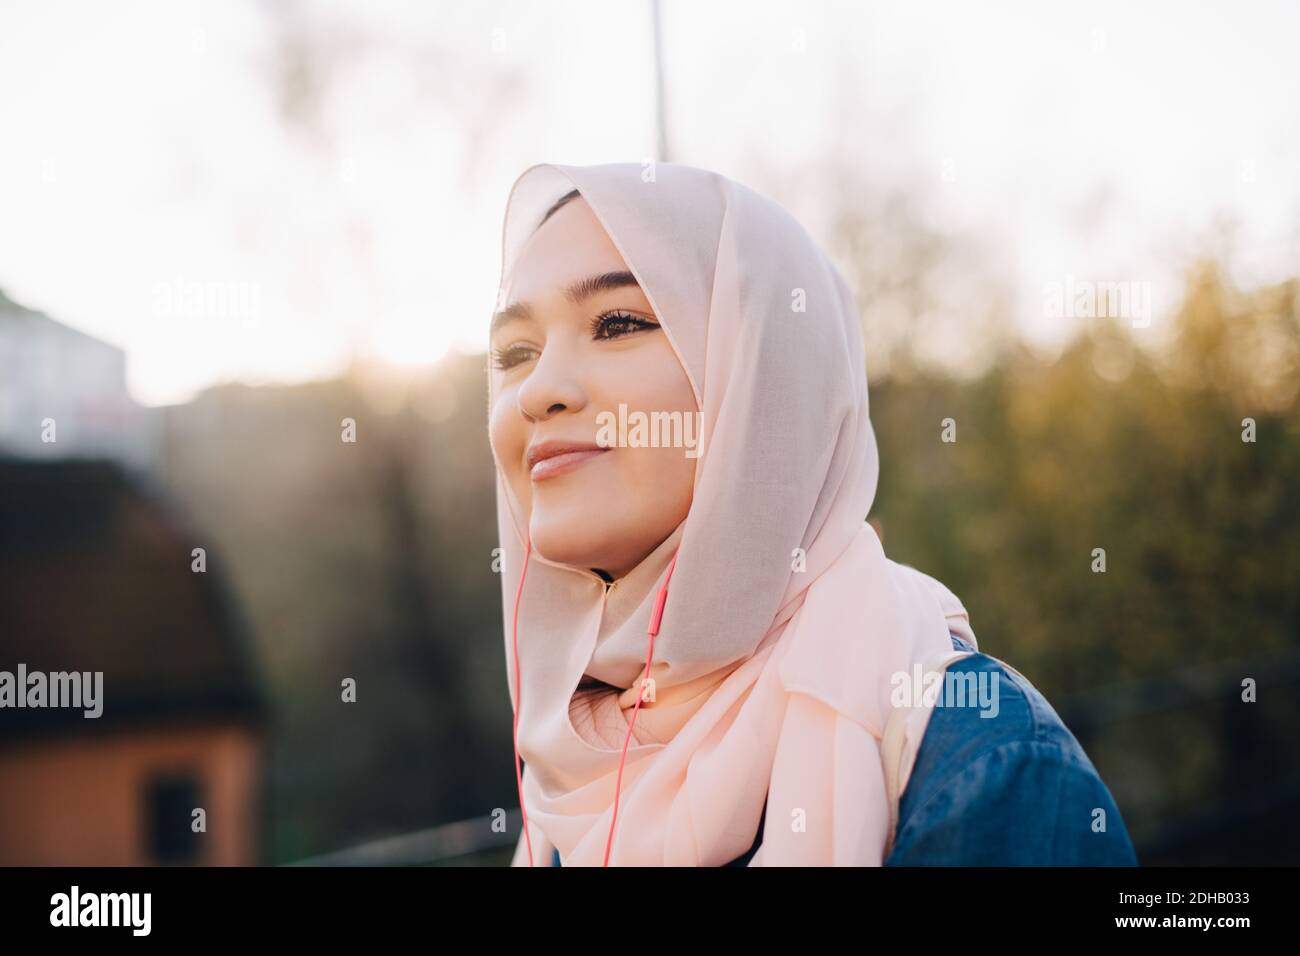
550, 633, 1137, 866
882, 632, 1136, 865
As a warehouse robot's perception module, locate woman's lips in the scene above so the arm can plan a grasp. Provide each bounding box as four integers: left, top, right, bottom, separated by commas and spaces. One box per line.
530, 447, 611, 482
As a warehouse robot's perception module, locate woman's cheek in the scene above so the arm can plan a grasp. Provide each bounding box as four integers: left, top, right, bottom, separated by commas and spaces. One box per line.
488, 395, 523, 476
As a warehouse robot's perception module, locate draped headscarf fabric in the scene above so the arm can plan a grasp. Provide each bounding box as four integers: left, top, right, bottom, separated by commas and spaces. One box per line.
489, 162, 978, 866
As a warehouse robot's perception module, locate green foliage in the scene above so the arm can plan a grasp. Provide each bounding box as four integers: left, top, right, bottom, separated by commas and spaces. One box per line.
873, 263, 1299, 691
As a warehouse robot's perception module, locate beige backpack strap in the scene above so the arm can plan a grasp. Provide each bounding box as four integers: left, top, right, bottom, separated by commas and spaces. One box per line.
880, 647, 975, 859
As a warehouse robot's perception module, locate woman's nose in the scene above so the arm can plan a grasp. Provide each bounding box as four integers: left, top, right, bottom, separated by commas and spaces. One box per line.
516, 346, 588, 422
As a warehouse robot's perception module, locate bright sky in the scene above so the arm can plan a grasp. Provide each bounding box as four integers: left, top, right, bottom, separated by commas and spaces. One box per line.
1, 0, 1297, 405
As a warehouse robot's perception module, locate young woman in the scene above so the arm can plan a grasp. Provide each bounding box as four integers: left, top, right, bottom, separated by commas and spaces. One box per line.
487, 161, 1137, 867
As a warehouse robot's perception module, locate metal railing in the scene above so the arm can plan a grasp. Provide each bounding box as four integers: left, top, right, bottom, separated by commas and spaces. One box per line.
284, 809, 521, 866
284, 647, 1300, 866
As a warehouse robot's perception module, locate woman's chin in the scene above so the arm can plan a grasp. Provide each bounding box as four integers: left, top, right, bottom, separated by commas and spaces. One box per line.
528, 524, 616, 574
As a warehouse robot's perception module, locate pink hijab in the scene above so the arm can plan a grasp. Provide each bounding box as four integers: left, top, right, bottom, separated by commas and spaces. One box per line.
489, 162, 978, 866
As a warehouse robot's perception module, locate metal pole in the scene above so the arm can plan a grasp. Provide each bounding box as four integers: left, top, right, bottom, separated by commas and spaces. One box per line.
651, 0, 670, 163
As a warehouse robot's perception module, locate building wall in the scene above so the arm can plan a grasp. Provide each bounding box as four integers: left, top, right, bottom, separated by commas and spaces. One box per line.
0, 294, 157, 471
0, 723, 261, 866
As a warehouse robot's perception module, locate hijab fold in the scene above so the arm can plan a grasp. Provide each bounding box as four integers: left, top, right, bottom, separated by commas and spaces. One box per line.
490, 162, 978, 866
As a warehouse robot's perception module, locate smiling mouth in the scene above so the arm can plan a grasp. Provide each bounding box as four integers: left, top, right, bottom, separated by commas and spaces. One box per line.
530, 448, 611, 482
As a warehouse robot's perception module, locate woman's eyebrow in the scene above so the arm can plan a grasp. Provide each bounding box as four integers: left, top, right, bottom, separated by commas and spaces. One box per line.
490, 270, 640, 337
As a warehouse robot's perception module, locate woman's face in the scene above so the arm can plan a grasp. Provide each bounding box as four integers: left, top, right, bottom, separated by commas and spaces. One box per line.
489, 196, 697, 579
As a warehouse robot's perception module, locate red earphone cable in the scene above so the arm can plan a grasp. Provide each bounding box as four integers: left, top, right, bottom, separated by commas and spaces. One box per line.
510, 533, 534, 866
512, 540, 681, 868
602, 549, 680, 867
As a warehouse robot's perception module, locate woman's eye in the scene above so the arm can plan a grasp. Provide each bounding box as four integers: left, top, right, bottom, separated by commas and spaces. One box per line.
591, 311, 658, 340
491, 313, 656, 370
491, 344, 535, 370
